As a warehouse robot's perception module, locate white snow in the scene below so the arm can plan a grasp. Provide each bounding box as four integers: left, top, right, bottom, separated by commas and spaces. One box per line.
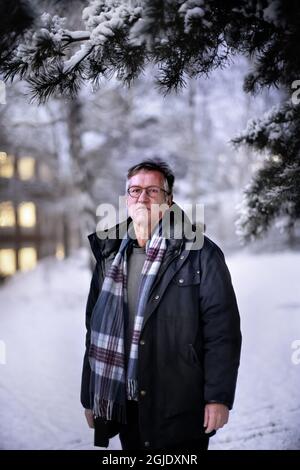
178, 0, 206, 34
63, 44, 93, 74
0, 248, 299, 450
82, 0, 142, 46
63, 30, 91, 41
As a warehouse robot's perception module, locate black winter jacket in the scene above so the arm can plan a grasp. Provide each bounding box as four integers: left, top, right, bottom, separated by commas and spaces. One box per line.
80, 208, 242, 449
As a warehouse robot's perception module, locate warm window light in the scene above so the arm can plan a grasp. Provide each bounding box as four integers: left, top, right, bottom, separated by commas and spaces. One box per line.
18, 202, 36, 227
0, 152, 14, 178
0, 202, 16, 227
18, 157, 35, 180
0, 249, 16, 276
56, 243, 65, 260
0, 151, 7, 162
19, 247, 37, 272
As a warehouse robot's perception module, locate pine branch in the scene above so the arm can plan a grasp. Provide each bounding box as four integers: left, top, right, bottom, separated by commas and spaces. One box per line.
101, 30, 146, 85
236, 157, 300, 242
234, 101, 300, 241
27, 62, 85, 104
30, 30, 66, 70
1, 56, 29, 81
62, 30, 91, 42
63, 44, 94, 74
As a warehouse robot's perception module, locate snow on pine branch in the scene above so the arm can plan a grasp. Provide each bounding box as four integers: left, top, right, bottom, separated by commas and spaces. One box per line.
234, 101, 300, 242
62, 30, 91, 41
63, 44, 94, 74
82, 0, 142, 46
178, 0, 207, 34
233, 102, 300, 156
40, 12, 66, 42
4, 0, 289, 97
2, 0, 146, 101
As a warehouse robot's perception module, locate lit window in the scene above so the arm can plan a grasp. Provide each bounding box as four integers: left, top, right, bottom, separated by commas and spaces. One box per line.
0, 249, 16, 276
0, 202, 16, 227
18, 157, 35, 180
19, 247, 37, 272
0, 152, 14, 178
56, 243, 65, 260
18, 202, 36, 227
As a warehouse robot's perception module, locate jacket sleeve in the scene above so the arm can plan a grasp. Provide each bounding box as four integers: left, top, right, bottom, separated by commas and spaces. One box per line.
199, 243, 242, 410
80, 262, 101, 409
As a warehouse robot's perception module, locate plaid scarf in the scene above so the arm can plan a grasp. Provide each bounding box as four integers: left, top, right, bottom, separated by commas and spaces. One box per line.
88, 222, 167, 424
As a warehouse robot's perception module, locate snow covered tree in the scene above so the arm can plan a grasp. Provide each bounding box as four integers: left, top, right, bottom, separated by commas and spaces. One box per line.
234, 103, 300, 243
3, 0, 299, 98
1, 0, 300, 243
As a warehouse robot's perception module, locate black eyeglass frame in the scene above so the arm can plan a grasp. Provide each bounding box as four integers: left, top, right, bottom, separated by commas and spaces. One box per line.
127, 185, 170, 198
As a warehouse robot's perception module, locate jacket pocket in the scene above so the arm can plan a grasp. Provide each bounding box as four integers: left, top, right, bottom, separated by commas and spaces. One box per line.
162, 348, 204, 420
171, 258, 201, 287
172, 271, 201, 286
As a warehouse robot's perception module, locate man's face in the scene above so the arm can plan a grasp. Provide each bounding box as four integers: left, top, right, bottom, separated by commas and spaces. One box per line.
126, 170, 172, 228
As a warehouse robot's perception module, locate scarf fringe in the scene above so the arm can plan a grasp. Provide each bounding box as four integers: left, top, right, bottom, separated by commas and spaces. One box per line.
93, 396, 127, 424
126, 378, 138, 401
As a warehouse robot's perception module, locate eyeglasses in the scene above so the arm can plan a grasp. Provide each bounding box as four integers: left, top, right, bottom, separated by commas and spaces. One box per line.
127, 186, 170, 199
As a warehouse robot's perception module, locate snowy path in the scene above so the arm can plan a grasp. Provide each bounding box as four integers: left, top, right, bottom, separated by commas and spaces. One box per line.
0, 249, 299, 450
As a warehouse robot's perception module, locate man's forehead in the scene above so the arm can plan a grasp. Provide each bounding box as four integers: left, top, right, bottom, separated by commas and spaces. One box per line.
129, 170, 164, 184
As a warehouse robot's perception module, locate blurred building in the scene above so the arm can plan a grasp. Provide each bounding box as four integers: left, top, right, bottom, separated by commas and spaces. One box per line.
0, 150, 68, 280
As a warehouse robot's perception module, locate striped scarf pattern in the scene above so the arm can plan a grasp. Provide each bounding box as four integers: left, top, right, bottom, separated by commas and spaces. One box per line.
89, 224, 167, 423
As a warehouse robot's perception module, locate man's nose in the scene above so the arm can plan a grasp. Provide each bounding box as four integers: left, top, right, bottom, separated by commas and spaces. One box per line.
137, 189, 150, 202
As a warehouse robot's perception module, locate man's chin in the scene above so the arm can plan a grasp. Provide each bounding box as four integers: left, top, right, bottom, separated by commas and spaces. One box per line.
133, 214, 150, 225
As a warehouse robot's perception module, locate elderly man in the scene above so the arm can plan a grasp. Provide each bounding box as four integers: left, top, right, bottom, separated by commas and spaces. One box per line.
81, 159, 242, 451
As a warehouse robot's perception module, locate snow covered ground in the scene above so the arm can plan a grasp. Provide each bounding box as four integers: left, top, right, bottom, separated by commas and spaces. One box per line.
0, 248, 299, 450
